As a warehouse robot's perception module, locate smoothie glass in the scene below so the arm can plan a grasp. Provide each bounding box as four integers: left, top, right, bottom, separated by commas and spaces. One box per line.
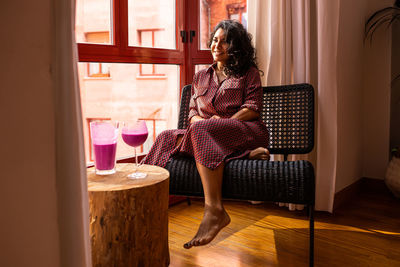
90, 120, 119, 175
122, 120, 148, 179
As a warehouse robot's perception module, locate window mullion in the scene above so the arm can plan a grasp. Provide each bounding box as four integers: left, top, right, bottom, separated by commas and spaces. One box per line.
113, 0, 128, 51
118, 0, 129, 51
112, 0, 119, 47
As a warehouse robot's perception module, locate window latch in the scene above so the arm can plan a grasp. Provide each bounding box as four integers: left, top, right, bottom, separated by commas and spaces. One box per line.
180, 31, 187, 43
189, 30, 195, 43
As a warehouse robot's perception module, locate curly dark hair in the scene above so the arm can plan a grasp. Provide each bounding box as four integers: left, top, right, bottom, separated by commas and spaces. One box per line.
208, 20, 261, 77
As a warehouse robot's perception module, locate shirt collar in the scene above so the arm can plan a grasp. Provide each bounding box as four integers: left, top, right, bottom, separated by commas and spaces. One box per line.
206, 63, 218, 74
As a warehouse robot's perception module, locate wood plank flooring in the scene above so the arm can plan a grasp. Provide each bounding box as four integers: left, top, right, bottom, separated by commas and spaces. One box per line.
168, 186, 400, 267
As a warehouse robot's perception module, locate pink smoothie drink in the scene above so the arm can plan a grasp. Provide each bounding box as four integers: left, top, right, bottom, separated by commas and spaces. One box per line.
90, 121, 119, 174
93, 143, 117, 170
122, 132, 148, 147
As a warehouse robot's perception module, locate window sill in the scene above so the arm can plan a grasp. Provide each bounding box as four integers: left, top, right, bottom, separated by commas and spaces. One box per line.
136, 75, 167, 80
83, 76, 112, 81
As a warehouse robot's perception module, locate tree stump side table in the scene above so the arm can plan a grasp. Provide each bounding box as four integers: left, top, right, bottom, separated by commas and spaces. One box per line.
87, 163, 170, 267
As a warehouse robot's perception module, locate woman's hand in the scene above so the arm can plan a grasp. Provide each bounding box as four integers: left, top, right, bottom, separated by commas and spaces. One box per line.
231, 108, 259, 121
210, 115, 221, 119
190, 115, 205, 124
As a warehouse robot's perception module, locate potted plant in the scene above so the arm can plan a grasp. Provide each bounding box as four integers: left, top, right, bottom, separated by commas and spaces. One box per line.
365, 0, 400, 41
365, 0, 400, 197
385, 148, 400, 197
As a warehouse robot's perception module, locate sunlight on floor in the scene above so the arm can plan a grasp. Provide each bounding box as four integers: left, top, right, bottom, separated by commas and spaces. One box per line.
367, 229, 400, 236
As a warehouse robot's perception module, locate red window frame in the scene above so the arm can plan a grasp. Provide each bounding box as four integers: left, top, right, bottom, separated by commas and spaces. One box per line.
77, 0, 213, 90
78, 0, 185, 86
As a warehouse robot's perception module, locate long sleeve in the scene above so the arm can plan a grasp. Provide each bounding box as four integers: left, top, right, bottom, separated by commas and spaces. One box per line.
188, 74, 200, 122
239, 67, 262, 113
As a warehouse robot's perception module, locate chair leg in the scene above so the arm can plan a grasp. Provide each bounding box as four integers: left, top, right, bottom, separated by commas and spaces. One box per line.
309, 204, 314, 267
186, 197, 191, 206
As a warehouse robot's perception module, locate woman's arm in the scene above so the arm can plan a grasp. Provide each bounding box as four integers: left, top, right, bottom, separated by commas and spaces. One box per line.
210, 108, 259, 121
234, 67, 262, 121
230, 107, 259, 121
190, 115, 205, 123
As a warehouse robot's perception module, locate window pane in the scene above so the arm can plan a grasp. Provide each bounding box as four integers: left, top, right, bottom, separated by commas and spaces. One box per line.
101, 63, 110, 74
199, 0, 247, 50
87, 62, 110, 78
78, 62, 179, 164
195, 64, 210, 73
89, 63, 100, 75
75, 0, 112, 44
128, 0, 176, 49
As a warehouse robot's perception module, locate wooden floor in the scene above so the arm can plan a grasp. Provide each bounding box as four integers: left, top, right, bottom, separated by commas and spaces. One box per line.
168, 186, 400, 267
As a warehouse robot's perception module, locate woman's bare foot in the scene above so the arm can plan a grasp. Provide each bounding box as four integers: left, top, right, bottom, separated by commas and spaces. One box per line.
249, 147, 270, 160
183, 205, 231, 249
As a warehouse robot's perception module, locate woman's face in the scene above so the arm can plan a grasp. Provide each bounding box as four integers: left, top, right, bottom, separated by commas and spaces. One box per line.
211, 28, 229, 65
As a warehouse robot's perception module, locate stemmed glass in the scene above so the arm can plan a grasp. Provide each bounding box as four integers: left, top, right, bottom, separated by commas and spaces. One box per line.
122, 120, 149, 179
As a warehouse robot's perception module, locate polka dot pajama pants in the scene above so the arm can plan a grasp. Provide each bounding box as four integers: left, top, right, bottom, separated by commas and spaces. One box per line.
143, 118, 268, 170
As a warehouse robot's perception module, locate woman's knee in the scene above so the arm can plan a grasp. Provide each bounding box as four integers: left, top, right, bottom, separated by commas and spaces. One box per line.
155, 129, 175, 141
190, 119, 219, 132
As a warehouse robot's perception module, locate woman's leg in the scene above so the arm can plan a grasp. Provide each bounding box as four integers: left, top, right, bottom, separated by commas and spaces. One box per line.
183, 162, 231, 249
142, 129, 185, 167
175, 135, 183, 147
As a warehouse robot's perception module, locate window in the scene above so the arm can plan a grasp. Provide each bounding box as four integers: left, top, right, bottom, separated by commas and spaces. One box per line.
137, 29, 166, 77
78, 62, 179, 161
137, 28, 165, 48
128, 0, 176, 49
76, 0, 247, 164
87, 62, 110, 77
199, 0, 247, 49
227, 3, 247, 28
75, 0, 112, 44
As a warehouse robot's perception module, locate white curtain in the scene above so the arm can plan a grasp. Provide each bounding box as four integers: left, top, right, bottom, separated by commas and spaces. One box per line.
54, 0, 92, 265
248, 0, 340, 212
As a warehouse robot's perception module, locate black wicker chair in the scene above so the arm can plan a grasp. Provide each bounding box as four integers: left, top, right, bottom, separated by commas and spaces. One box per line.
166, 83, 315, 266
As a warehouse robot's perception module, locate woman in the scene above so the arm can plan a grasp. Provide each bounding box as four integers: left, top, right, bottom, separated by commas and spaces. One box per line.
143, 20, 270, 248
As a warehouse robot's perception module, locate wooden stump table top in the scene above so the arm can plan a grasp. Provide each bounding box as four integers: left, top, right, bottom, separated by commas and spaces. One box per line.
87, 163, 170, 267
87, 163, 169, 191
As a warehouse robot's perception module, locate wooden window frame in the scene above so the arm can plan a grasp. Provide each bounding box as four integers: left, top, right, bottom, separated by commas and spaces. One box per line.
78, 0, 187, 86
77, 0, 213, 89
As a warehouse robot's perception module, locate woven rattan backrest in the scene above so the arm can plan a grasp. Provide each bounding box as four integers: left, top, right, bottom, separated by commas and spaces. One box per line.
262, 83, 314, 155
178, 83, 314, 155
178, 84, 192, 129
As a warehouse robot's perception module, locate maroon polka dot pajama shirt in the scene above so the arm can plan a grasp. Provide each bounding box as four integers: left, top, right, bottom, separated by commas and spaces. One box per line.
143, 64, 269, 170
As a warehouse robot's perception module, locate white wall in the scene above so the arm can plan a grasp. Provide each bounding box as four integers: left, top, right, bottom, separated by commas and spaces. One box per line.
335, 0, 392, 192
362, 0, 392, 181
391, 22, 400, 151
0, 0, 61, 266
335, 0, 366, 192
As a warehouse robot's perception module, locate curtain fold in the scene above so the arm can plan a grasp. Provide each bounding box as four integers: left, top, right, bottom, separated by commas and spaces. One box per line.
314, 0, 340, 213
53, 0, 92, 265
248, 0, 339, 212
